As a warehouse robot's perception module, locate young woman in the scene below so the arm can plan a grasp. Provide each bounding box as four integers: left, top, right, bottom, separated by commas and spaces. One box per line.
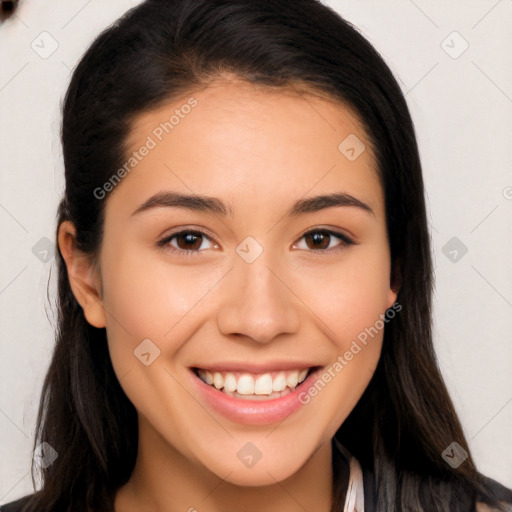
1, 1, 511, 511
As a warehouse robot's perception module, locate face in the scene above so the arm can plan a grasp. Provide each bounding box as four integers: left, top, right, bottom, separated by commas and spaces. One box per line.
62, 77, 398, 487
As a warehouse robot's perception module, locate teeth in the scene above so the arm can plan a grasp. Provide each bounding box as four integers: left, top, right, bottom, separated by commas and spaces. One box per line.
286, 372, 298, 388
223, 373, 237, 393
237, 375, 255, 395
213, 372, 223, 390
254, 373, 273, 395
203, 371, 213, 386
196, 368, 311, 397
272, 373, 287, 392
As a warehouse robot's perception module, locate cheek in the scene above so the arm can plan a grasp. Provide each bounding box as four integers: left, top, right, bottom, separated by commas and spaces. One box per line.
294, 247, 392, 350
101, 248, 225, 365
295, 251, 392, 428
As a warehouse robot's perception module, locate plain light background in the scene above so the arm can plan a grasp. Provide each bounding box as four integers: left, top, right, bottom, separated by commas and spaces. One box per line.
0, 0, 511, 504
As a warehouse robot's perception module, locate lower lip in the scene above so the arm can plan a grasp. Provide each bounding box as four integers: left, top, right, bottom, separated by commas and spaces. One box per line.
189, 368, 320, 426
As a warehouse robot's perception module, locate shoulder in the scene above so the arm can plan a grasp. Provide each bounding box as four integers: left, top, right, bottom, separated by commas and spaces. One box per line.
476, 474, 512, 512
0, 494, 36, 512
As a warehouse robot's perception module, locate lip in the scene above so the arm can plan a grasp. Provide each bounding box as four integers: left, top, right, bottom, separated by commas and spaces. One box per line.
189, 365, 321, 426
191, 360, 315, 373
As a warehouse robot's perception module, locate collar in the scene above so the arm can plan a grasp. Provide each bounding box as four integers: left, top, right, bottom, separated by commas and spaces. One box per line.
332, 437, 365, 512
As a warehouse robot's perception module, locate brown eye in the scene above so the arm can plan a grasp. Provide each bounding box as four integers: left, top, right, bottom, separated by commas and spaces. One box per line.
294, 229, 355, 252
304, 231, 331, 250
174, 232, 204, 251
157, 229, 216, 256
0, 0, 20, 22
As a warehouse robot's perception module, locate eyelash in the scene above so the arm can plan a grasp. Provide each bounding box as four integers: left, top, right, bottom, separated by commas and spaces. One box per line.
156, 228, 355, 257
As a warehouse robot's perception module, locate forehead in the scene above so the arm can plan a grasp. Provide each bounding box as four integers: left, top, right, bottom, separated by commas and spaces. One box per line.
108, 77, 382, 220
127, 77, 374, 153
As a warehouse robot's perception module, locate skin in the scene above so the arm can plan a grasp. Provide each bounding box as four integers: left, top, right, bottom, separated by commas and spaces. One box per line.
58, 76, 400, 512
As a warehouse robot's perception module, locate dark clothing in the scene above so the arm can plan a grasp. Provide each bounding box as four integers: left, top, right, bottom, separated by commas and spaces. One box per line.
1, 495, 33, 512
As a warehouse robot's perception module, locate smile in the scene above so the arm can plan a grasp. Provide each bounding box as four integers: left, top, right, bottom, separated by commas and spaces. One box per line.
194, 368, 312, 400
189, 364, 320, 426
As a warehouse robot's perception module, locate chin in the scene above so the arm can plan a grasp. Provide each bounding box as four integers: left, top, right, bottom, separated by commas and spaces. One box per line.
217, 464, 299, 487
200, 447, 308, 487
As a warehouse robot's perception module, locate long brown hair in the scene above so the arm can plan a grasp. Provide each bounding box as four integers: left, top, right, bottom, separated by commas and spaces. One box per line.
18, 1, 508, 510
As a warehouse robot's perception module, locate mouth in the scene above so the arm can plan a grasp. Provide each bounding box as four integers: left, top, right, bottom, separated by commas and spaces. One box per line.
192, 366, 318, 401
189, 363, 321, 425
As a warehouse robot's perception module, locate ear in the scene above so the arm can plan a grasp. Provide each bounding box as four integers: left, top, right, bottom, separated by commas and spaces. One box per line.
57, 220, 107, 328
386, 256, 402, 309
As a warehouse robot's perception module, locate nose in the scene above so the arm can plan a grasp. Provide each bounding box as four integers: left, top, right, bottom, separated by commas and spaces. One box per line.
216, 251, 301, 344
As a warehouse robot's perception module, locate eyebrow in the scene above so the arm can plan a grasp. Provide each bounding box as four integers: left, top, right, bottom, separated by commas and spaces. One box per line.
130, 191, 374, 218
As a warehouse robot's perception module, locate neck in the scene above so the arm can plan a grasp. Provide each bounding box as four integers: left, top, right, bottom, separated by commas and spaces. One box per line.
114, 416, 340, 512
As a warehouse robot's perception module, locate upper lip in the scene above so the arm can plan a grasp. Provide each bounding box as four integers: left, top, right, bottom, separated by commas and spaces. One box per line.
191, 361, 320, 373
